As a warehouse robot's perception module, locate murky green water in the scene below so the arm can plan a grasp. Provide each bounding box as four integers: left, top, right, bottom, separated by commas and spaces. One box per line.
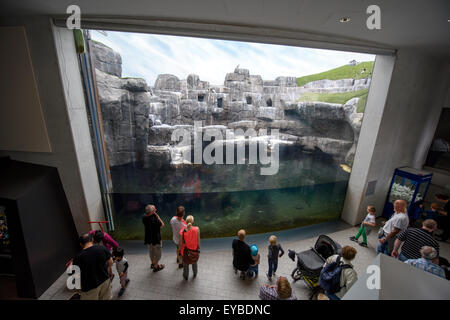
108, 149, 350, 240
110, 181, 348, 240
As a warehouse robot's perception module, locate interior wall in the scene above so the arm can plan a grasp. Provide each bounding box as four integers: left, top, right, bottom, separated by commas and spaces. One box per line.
342, 50, 450, 225
0, 27, 52, 153
0, 17, 104, 234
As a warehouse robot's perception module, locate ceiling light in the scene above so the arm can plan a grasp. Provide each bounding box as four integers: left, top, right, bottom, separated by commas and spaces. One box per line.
340, 17, 351, 23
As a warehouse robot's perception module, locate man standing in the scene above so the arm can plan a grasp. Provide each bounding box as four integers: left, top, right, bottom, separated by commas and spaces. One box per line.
142, 204, 165, 272
72, 233, 113, 300
405, 246, 446, 279
170, 206, 187, 269
377, 200, 409, 256
392, 219, 440, 261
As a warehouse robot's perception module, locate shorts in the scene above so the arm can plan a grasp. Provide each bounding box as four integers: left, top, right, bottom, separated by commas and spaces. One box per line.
148, 243, 162, 262
80, 279, 112, 300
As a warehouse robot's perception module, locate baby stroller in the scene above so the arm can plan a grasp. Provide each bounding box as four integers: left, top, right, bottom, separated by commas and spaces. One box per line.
288, 235, 342, 299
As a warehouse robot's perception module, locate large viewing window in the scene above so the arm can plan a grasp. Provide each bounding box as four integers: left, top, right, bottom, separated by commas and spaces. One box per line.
86, 30, 375, 240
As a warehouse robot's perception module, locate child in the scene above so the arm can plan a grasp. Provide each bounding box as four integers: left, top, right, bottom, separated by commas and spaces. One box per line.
114, 247, 130, 297
350, 206, 376, 247
267, 235, 284, 281
248, 244, 260, 278
423, 203, 439, 222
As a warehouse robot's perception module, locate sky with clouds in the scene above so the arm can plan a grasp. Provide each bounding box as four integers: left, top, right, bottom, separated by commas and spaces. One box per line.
90, 30, 375, 86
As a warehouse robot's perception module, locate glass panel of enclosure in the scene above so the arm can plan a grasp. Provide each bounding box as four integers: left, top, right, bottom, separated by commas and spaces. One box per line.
87, 30, 375, 239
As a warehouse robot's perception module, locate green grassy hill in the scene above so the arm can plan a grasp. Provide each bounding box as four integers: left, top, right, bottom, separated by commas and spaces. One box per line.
296, 61, 374, 113
298, 89, 368, 113
296, 61, 374, 87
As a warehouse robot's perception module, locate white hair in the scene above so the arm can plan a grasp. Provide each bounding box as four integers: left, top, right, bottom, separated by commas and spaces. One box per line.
420, 246, 438, 260
145, 204, 156, 214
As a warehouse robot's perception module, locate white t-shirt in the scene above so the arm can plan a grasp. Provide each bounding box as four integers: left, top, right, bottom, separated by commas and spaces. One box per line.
363, 213, 376, 231
382, 212, 409, 235
115, 257, 128, 274
170, 216, 187, 245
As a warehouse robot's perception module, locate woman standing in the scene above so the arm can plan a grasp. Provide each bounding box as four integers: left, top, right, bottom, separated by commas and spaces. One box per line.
179, 215, 200, 280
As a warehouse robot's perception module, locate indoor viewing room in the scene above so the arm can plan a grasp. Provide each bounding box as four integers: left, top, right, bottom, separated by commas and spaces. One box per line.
0, 0, 449, 302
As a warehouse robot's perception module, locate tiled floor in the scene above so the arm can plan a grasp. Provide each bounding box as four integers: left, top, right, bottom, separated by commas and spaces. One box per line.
39, 220, 450, 300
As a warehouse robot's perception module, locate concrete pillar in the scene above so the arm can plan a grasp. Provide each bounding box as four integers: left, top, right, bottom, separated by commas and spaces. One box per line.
0, 17, 104, 234
342, 51, 450, 225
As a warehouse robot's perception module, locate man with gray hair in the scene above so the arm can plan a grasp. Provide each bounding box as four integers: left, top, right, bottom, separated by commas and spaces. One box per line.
142, 204, 165, 272
405, 246, 446, 279
392, 219, 440, 261
378, 200, 409, 255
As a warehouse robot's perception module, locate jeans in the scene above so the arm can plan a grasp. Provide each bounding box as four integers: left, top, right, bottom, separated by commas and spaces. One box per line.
268, 258, 278, 277
248, 265, 259, 277
183, 262, 197, 279
398, 253, 408, 262
325, 292, 340, 300
377, 239, 389, 255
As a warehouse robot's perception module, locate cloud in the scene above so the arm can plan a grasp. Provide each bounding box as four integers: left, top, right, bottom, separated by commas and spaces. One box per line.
90, 30, 375, 86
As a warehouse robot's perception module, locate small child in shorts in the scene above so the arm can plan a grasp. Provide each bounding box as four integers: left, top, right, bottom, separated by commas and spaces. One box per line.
248, 244, 260, 278
267, 235, 284, 281
114, 247, 130, 297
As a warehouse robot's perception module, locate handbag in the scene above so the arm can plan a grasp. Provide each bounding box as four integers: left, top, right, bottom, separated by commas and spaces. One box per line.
182, 229, 199, 264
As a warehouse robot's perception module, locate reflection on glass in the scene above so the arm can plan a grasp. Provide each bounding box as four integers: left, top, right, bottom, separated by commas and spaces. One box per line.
88, 31, 375, 239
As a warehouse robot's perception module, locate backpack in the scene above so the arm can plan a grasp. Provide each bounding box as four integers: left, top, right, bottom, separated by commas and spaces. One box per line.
319, 256, 353, 294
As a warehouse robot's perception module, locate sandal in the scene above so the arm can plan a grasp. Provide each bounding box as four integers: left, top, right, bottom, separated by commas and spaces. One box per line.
153, 264, 165, 272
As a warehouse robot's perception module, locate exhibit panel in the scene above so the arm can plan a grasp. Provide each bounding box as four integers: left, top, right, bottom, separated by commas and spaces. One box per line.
382, 167, 432, 219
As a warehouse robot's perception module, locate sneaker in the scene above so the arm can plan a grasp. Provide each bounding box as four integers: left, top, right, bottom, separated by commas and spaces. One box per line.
118, 288, 126, 297
266, 273, 272, 281
359, 242, 368, 247
349, 236, 358, 242
178, 264, 183, 269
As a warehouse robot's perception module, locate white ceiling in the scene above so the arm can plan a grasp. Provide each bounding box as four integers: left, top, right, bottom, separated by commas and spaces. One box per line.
1, 0, 450, 57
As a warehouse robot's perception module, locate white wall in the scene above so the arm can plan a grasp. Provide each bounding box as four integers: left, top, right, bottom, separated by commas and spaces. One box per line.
342, 50, 450, 225
0, 17, 104, 234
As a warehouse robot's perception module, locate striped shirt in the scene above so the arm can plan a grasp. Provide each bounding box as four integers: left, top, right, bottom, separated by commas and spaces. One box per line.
397, 228, 439, 260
